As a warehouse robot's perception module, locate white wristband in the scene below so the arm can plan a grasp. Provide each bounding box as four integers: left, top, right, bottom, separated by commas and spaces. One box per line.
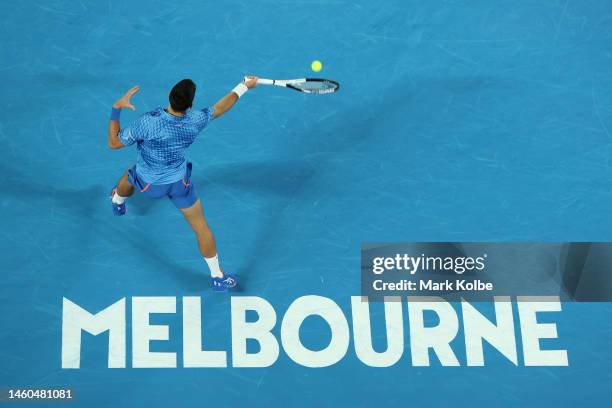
232, 83, 248, 98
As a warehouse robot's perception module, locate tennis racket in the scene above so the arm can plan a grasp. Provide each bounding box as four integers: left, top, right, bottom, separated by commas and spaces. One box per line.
256, 78, 339, 94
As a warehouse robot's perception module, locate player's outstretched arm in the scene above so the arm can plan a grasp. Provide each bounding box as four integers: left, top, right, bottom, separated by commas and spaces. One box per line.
108, 86, 139, 149
212, 76, 257, 119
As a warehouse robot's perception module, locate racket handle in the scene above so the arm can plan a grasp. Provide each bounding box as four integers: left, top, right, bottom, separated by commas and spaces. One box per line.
257, 78, 274, 85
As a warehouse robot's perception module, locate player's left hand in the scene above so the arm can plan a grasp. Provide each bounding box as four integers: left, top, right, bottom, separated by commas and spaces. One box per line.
113, 86, 140, 110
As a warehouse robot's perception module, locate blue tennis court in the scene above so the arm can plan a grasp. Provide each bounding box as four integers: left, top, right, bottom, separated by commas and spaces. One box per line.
1, 0, 612, 406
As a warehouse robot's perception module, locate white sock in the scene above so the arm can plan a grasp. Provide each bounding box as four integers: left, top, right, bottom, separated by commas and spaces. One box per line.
112, 192, 127, 204
204, 254, 224, 278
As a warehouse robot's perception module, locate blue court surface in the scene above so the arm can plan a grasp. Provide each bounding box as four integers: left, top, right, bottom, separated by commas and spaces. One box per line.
2, 1, 612, 407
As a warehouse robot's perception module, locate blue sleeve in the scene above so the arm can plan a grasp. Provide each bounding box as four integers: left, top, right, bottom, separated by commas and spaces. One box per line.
196, 107, 215, 132
118, 116, 145, 146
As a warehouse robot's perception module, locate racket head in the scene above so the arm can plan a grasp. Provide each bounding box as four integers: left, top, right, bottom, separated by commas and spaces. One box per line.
286, 78, 340, 94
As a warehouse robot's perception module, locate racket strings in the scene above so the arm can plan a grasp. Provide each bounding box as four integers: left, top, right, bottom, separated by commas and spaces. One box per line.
289, 80, 339, 94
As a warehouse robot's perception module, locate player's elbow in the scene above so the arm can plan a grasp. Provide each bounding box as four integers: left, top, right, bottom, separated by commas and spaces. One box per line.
212, 106, 223, 119
108, 140, 124, 150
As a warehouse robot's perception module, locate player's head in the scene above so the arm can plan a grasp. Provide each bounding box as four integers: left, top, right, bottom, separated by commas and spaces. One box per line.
169, 79, 196, 112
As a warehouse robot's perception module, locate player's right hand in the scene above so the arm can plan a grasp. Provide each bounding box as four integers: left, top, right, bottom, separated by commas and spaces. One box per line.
113, 85, 140, 110
243, 76, 258, 89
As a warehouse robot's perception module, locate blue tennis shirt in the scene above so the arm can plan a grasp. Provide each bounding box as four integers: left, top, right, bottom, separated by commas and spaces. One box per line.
119, 107, 215, 184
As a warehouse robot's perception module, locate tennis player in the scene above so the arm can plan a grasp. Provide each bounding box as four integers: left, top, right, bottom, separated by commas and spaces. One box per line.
107, 77, 258, 291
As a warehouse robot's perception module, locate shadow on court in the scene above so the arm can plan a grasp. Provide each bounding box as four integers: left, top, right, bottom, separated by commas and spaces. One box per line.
207, 78, 427, 281
198, 160, 315, 196
0, 161, 206, 291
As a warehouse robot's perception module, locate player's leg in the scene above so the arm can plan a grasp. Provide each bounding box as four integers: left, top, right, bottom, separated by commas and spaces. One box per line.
180, 199, 218, 259
116, 171, 135, 197
179, 199, 237, 290
111, 169, 135, 216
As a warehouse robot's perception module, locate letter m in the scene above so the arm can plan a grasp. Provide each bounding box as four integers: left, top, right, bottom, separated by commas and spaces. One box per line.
62, 297, 126, 368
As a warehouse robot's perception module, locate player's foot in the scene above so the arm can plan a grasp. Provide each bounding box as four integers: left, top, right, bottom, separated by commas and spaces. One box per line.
110, 188, 127, 216
212, 274, 238, 292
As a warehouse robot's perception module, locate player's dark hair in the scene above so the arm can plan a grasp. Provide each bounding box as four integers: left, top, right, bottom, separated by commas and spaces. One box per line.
169, 79, 196, 112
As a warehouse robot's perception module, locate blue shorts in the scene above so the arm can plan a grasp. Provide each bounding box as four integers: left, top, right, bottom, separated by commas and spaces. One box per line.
127, 162, 198, 209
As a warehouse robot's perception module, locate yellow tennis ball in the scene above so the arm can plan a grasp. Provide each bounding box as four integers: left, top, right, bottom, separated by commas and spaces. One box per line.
311, 60, 322, 72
